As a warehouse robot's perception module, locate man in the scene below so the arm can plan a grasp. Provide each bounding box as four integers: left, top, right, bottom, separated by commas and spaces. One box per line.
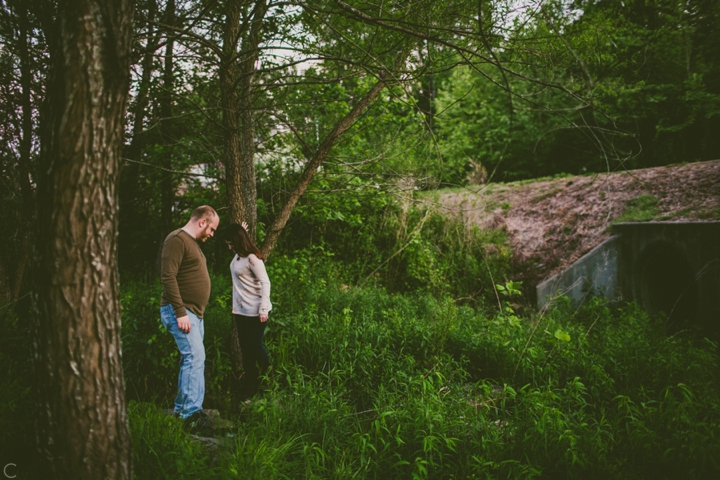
160, 205, 219, 435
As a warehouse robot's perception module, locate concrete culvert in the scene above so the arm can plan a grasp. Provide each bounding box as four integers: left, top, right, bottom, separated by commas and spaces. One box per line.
638, 241, 698, 331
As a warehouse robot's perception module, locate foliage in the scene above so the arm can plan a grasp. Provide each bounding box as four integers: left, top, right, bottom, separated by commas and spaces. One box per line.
3, 246, 719, 479
262, 176, 511, 305
434, 0, 720, 184
0, 2, 46, 300
129, 402, 216, 479
614, 194, 661, 223
120, 279, 720, 479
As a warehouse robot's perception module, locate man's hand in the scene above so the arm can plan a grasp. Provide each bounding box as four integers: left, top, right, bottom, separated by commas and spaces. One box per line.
259, 314, 268, 323
177, 315, 191, 333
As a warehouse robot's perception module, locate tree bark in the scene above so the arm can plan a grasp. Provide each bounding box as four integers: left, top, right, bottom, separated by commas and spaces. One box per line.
159, 0, 176, 236
221, 0, 245, 227
221, 0, 267, 236
34, 1, 134, 478
220, 0, 268, 387
260, 71, 391, 258
237, 0, 267, 239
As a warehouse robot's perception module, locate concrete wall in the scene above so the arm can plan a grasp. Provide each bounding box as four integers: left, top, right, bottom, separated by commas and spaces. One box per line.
536, 235, 621, 310
536, 222, 720, 341
614, 222, 720, 339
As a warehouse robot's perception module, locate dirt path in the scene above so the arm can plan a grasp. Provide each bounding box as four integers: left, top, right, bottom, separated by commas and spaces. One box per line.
434, 160, 720, 289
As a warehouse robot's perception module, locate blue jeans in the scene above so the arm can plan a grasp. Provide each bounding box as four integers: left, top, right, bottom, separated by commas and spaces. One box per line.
160, 304, 205, 419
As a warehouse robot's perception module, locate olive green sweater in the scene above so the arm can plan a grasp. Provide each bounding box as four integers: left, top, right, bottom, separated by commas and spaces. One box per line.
160, 229, 211, 318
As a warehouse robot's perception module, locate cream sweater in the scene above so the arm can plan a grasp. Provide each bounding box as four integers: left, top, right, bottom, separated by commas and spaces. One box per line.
230, 253, 272, 316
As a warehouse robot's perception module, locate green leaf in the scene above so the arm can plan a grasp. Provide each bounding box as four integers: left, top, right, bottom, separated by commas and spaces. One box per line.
554, 329, 571, 342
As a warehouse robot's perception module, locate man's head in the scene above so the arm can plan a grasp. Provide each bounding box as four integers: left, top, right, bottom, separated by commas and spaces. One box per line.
189, 205, 219, 242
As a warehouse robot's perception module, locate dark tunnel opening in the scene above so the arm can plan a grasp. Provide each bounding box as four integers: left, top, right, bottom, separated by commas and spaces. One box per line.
638, 241, 698, 332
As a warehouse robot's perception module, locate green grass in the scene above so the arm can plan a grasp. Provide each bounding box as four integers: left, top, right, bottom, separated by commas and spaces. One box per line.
614, 194, 661, 223
2, 264, 719, 479
2, 201, 719, 479
696, 208, 720, 220
117, 267, 720, 479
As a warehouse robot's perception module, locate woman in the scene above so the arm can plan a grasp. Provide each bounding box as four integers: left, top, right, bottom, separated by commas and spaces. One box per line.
223, 223, 272, 401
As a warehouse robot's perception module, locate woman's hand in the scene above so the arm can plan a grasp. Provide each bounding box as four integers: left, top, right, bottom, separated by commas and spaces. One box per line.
259, 314, 268, 323
242, 221, 249, 231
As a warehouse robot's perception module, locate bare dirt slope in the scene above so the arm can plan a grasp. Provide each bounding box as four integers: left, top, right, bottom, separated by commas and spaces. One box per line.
435, 160, 720, 288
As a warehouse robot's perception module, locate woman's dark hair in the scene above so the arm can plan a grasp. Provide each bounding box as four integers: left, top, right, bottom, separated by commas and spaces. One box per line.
223, 223, 264, 260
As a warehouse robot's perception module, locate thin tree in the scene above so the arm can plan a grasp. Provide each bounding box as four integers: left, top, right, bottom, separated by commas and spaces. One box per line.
0, 0, 43, 302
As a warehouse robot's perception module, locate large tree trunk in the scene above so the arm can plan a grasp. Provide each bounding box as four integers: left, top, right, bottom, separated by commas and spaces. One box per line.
222, 0, 267, 235
33, 1, 134, 478
220, 0, 246, 393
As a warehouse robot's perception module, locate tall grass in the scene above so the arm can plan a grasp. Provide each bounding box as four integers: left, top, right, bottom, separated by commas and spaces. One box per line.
119, 256, 719, 479
1, 209, 718, 478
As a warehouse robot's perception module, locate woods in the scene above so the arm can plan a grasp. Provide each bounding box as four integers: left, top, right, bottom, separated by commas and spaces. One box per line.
1, 0, 719, 478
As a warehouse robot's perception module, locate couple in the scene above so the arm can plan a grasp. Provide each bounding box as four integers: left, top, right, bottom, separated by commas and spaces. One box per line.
159, 205, 271, 435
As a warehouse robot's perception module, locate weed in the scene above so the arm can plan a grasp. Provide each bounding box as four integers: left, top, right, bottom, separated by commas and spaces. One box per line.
696, 209, 720, 220
614, 195, 660, 223
531, 187, 563, 204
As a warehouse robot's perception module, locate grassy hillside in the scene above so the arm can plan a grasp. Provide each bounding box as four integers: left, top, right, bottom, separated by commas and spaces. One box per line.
430, 160, 720, 289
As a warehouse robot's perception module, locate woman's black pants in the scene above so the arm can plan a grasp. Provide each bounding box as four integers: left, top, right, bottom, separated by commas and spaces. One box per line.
233, 314, 270, 399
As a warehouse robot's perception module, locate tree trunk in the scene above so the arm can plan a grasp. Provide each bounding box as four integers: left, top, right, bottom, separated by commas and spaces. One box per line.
260, 71, 391, 258
221, 0, 268, 387
220, 0, 246, 390
33, 1, 134, 478
222, 0, 267, 236
221, 0, 245, 227
119, 0, 159, 271
159, 0, 176, 236
122, 0, 159, 166
12, 1, 34, 301
237, 0, 267, 239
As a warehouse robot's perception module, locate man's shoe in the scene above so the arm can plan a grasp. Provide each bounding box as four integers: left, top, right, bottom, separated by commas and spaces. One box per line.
183, 410, 214, 436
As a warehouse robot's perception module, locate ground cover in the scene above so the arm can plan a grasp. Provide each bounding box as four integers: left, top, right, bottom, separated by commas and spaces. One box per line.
2, 163, 719, 478
430, 160, 720, 289
118, 255, 719, 479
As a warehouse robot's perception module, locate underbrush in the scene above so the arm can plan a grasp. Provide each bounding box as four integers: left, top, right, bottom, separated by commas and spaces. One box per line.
120, 259, 720, 479
2, 207, 718, 478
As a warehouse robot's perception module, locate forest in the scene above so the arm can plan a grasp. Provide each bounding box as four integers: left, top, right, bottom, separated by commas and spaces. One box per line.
1, 0, 719, 478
